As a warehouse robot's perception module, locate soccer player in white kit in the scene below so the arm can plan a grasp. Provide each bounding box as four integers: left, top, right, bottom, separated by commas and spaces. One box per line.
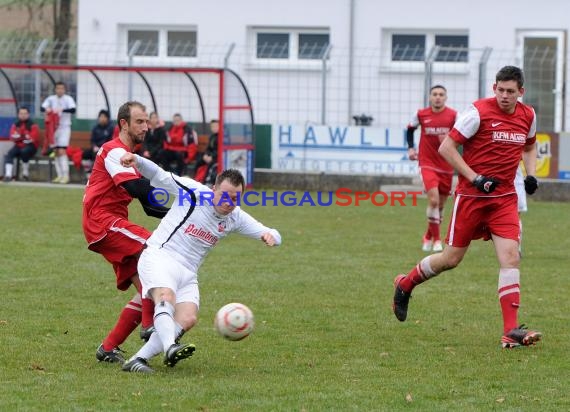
118, 153, 282, 373
41, 82, 76, 184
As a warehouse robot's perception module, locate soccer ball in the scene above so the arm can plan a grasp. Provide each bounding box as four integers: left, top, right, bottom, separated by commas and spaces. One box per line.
214, 302, 254, 341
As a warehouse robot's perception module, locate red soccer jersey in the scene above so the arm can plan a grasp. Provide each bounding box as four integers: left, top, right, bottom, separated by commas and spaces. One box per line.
82, 137, 142, 245
408, 106, 457, 173
448, 97, 536, 197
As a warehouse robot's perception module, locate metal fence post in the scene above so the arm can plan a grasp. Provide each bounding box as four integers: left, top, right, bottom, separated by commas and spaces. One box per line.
424, 45, 440, 107
321, 44, 333, 125
34, 39, 49, 117
478, 47, 493, 98
127, 40, 141, 100
224, 43, 236, 69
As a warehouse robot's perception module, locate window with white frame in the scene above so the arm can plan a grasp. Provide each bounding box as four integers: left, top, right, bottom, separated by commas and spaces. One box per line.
125, 28, 197, 58
389, 31, 469, 62
253, 28, 330, 61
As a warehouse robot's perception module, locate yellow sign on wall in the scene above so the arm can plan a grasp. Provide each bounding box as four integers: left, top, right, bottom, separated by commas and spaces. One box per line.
536, 133, 551, 177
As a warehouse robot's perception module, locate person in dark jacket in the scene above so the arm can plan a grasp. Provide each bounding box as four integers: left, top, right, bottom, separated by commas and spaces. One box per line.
194, 119, 219, 186
82, 110, 114, 181
140, 112, 167, 166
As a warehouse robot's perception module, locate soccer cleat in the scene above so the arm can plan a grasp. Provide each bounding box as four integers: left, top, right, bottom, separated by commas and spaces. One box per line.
392, 274, 412, 322
59, 176, 70, 184
140, 325, 155, 342
422, 236, 433, 252
22, 175, 30, 182
432, 240, 443, 252
164, 343, 196, 367
501, 325, 542, 349
122, 357, 154, 373
51, 176, 61, 183
96, 344, 126, 364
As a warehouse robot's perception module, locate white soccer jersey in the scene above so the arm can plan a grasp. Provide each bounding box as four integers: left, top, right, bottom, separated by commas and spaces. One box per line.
135, 155, 282, 275
41, 94, 76, 127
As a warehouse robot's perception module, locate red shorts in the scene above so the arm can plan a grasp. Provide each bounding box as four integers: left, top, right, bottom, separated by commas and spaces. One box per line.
446, 193, 519, 248
88, 219, 151, 291
420, 168, 453, 195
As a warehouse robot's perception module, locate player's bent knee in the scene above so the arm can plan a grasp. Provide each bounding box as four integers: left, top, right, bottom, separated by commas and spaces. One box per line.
178, 313, 198, 331
149, 287, 176, 305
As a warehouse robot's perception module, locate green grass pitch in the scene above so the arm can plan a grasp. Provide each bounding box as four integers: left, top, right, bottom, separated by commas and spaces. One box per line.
0, 184, 569, 411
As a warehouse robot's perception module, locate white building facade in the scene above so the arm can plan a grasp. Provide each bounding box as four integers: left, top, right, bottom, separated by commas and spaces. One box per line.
76, 0, 568, 175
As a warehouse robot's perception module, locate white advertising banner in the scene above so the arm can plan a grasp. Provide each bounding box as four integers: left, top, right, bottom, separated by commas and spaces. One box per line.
272, 124, 418, 176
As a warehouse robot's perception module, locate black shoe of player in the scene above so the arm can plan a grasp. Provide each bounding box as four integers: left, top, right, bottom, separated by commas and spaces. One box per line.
96, 344, 125, 364
501, 325, 542, 349
140, 325, 155, 342
122, 357, 154, 373
164, 343, 196, 367
393, 274, 412, 322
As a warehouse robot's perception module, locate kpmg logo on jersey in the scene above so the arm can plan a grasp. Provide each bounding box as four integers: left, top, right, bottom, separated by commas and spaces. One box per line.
184, 223, 219, 245
424, 127, 450, 135
491, 131, 526, 144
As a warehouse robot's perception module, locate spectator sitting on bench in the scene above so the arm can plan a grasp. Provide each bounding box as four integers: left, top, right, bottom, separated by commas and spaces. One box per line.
82, 109, 114, 181
160, 113, 197, 176
194, 119, 219, 186
3, 107, 40, 182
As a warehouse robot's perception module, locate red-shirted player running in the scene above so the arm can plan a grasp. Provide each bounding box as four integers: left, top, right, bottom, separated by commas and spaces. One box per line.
83, 101, 169, 363
407, 85, 457, 252
393, 66, 542, 349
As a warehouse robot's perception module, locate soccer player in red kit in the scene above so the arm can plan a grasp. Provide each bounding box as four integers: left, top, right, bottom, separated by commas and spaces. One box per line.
393, 66, 542, 349
83, 101, 169, 363
407, 85, 457, 252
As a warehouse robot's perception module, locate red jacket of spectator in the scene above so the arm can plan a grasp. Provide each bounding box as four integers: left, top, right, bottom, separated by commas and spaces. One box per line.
164, 121, 197, 161
10, 119, 40, 148
165, 122, 193, 151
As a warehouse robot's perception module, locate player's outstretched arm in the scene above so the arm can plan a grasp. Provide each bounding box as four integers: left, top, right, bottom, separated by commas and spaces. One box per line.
261, 232, 279, 246
120, 152, 205, 196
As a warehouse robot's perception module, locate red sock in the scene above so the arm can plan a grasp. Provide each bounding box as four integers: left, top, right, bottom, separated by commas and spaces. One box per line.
399, 256, 438, 293
428, 221, 440, 241
141, 298, 155, 328
498, 268, 520, 334
399, 265, 422, 292
102, 297, 142, 351
423, 227, 431, 240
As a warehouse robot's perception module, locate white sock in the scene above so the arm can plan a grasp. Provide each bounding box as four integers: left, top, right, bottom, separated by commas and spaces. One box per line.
5, 163, 13, 178
426, 206, 440, 222
154, 301, 176, 352
59, 155, 69, 178
135, 331, 163, 360
22, 162, 30, 177
54, 155, 62, 177
133, 321, 184, 361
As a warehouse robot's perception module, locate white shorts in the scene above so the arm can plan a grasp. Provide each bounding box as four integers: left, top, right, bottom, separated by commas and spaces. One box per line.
514, 167, 527, 213
55, 127, 71, 148
137, 246, 200, 306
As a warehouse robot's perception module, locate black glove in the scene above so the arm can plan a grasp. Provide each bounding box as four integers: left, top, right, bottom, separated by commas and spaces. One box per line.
524, 175, 538, 195
472, 175, 499, 194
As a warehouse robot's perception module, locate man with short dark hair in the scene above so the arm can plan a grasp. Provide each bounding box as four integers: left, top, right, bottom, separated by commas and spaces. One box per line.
407, 85, 457, 252
41, 82, 76, 184
393, 66, 542, 349
3, 107, 40, 182
118, 152, 281, 373
83, 101, 169, 364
